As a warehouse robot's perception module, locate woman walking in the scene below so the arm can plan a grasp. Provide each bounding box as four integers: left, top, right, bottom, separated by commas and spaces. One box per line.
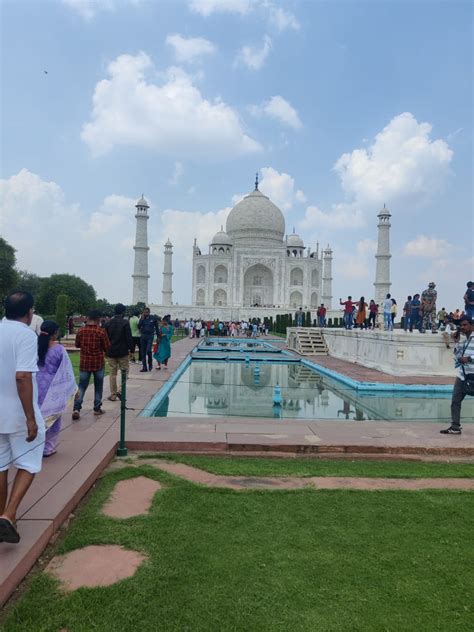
154, 318, 174, 370
391, 299, 398, 329
355, 297, 368, 330
37, 320, 77, 457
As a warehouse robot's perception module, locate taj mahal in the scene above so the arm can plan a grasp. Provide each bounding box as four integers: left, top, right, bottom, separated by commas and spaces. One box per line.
132, 174, 391, 321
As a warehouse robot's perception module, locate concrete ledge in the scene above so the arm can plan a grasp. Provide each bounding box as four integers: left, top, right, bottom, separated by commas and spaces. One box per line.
320, 328, 455, 377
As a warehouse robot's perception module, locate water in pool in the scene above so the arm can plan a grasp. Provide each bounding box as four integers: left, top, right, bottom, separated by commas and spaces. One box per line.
146, 360, 474, 422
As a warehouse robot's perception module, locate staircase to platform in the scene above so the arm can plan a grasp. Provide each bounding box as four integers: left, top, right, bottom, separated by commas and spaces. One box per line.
291, 328, 328, 356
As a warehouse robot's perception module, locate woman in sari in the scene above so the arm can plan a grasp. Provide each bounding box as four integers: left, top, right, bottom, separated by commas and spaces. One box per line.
154, 318, 174, 370
355, 297, 368, 330
37, 321, 77, 456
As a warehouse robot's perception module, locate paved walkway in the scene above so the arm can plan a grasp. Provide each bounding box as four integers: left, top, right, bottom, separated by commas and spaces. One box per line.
1, 335, 472, 606
151, 459, 474, 491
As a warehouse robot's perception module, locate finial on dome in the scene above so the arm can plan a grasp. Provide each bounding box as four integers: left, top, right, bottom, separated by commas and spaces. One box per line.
221, 225, 223, 231
254, 172, 259, 191
292, 226, 295, 234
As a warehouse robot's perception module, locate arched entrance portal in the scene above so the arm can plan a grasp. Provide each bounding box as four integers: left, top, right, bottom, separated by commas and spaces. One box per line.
243, 264, 274, 307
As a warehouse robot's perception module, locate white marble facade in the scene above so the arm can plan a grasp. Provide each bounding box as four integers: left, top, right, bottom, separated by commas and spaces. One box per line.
191, 183, 333, 311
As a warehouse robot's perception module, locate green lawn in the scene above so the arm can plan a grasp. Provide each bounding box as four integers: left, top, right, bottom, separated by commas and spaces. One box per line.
68, 352, 109, 380
140, 453, 474, 479
2, 461, 473, 631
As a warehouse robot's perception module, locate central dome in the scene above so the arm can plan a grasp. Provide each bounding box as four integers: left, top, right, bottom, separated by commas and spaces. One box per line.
226, 189, 285, 244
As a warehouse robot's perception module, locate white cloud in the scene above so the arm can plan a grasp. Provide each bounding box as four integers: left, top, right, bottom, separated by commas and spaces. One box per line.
81, 52, 262, 158
259, 167, 305, 212
62, 0, 140, 20
267, 5, 300, 32
402, 235, 454, 258
236, 35, 272, 71
166, 34, 216, 63
334, 112, 453, 206
295, 189, 307, 203
189, 0, 253, 16
169, 161, 184, 186
299, 203, 366, 231
0, 169, 144, 302
250, 95, 302, 130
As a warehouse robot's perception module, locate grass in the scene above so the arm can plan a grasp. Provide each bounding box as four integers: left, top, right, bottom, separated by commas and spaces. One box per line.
2, 462, 473, 631
140, 453, 474, 479
68, 353, 109, 380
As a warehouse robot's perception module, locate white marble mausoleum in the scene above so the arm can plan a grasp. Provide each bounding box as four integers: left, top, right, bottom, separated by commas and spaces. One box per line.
191, 179, 334, 311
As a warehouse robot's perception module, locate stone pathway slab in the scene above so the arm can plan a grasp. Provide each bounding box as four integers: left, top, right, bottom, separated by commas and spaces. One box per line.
102, 476, 162, 518
151, 459, 474, 491
46, 544, 147, 591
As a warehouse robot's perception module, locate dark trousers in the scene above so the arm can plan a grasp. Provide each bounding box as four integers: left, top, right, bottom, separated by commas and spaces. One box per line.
140, 335, 154, 370
131, 336, 141, 361
451, 378, 467, 429
368, 313, 376, 328
74, 368, 105, 411
409, 311, 420, 332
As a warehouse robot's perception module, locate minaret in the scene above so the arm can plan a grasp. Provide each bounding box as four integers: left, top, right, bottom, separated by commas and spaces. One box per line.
132, 195, 150, 305
322, 245, 333, 309
374, 204, 392, 306
162, 238, 173, 305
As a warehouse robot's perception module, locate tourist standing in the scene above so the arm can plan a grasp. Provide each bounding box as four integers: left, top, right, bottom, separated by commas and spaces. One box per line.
368, 300, 378, 329
195, 319, 202, 339
340, 297, 354, 329
154, 318, 174, 370
409, 294, 421, 332
138, 308, 158, 372
440, 316, 474, 435
129, 311, 141, 363
29, 309, 44, 336
318, 304, 327, 327
72, 310, 110, 419
383, 294, 393, 331
464, 282, 474, 320
437, 307, 447, 328
0, 292, 45, 543
355, 297, 367, 330
391, 299, 397, 327
403, 296, 412, 331
104, 304, 133, 401
37, 320, 77, 456
421, 282, 438, 333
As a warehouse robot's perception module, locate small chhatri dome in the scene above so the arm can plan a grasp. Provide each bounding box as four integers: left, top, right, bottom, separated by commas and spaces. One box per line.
287, 227, 304, 248
378, 203, 391, 216
165, 237, 172, 247
226, 176, 285, 244
211, 225, 232, 246
136, 194, 149, 208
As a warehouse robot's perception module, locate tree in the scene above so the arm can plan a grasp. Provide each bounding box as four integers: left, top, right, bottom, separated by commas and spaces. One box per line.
96, 298, 114, 317
55, 294, 68, 338
16, 270, 45, 298
37, 274, 97, 315
0, 237, 18, 304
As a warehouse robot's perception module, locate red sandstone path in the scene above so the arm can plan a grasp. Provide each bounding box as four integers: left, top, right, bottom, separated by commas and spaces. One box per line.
151, 459, 474, 491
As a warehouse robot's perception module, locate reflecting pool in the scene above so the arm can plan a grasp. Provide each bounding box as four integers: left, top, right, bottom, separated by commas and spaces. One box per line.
145, 360, 474, 422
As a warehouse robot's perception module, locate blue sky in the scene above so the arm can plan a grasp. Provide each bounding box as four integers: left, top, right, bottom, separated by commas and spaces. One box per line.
1, 0, 472, 309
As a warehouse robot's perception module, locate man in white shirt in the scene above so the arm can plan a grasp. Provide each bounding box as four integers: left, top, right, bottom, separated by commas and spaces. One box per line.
29, 310, 44, 336
383, 294, 393, 331
440, 316, 474, 435
0, 291, 45, 543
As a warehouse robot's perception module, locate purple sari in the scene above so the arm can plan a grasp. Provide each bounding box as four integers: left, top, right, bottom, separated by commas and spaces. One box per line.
37, 344, 77, 456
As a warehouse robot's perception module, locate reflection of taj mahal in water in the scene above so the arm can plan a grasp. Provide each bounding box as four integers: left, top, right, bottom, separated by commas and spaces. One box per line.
191, 176, 333, 310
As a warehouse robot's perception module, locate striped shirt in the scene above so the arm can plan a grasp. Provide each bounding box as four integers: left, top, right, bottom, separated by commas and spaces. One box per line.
454, 334, 474, 380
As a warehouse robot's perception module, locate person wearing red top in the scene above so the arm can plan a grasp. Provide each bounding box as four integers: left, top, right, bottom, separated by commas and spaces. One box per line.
72, 310, 110, 420
340, 296, 354, 329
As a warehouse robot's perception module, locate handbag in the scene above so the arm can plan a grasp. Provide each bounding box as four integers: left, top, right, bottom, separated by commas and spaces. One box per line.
462, 365, 474, 396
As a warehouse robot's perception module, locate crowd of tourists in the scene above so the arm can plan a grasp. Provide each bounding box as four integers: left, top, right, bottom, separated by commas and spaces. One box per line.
183, 318, 270, 339
336, 281, 474, 334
